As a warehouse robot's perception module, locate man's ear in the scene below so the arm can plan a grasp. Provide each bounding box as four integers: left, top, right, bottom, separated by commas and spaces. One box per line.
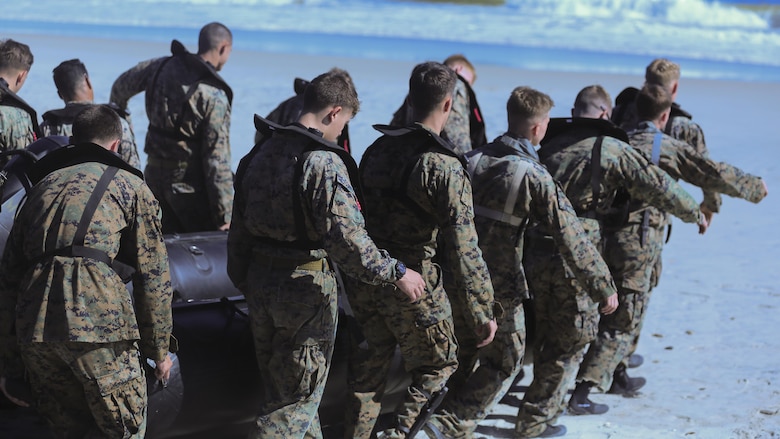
442, 96, 452, 114
329, 105, 343, 123
14, 70, 28, 90
108, 138, 121, 153
659, 108, 671, 127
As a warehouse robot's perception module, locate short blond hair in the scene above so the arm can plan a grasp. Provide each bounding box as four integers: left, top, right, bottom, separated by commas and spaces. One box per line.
645, 58, 680, 91
443, 54, 476, 83
507, 86, 553, 126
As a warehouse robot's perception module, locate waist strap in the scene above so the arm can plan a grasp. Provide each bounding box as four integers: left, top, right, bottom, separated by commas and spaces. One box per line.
147, 156, 188, 170
255, 255, 329, 272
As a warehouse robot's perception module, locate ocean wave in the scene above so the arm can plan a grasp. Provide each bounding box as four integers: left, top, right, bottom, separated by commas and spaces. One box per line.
4, 0, 780, 79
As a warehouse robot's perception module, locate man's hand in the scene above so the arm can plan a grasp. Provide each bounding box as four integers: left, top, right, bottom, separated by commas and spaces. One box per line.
601, 293, 618, 315
699, 204, 714, 230
0, 376, 30, 407
697, 211, 709, 235
155, 354, 173, 384
475, 319, 498, 348
218, 222, 231, 231
394, 269, 426, 303
762, 180, 769, 198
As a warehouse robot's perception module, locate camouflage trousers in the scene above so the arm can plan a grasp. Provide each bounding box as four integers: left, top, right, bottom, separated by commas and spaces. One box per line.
516, 256, 599, 437
577, 224, 663, 389
344, 261, 458, 439
429, 292, 526, 438
20, 340, 147, 439
145, 162, 222, 234
245, 265, 339, 439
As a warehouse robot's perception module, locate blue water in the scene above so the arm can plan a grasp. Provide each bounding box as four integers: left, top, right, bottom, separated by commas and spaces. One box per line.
3, 0, 780, 81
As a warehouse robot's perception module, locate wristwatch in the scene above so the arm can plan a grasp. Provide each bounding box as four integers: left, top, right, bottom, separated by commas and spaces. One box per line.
394, 260, 407, 281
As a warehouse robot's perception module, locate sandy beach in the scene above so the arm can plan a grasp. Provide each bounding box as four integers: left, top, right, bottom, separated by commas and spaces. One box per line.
3, 32, 780, 438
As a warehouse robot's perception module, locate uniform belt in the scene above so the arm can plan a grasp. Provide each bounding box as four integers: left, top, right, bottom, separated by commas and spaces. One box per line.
147, 156, 188, 170
256, 256, 329, 272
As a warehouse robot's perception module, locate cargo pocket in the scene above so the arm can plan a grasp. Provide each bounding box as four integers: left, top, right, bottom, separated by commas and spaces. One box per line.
93, 362, 146, 437
413, 263, 450, 329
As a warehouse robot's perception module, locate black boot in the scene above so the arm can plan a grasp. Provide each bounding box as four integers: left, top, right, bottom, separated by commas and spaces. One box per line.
607, 365, 646, 396
568, 381, 608, 415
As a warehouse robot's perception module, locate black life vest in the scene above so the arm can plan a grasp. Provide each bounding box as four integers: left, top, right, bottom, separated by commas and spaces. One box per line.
361, 123, 466, 226
42, 102, 130, 127
147, 40, 233, 142
234, 115, 361, 250
540, 117, 630, 224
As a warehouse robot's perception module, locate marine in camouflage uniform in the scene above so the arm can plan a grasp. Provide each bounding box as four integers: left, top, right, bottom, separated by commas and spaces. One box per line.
426, 87, 618, 439
344, 62, 495, 439
0, 39, 39, 161
0, 106, 173, 438
42, 103, 140, 169
259, 72, 352, 153
228, 71, 424, 439
390, 55, 487, 156
110, 23, 234, 233
573, 84, 768, 404
42, 59, 141, 169
520, 91, 705, 434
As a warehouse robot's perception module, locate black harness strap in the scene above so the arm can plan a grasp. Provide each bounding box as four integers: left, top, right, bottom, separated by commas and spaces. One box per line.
588, 136, 605, 218
40, 167, 135, 281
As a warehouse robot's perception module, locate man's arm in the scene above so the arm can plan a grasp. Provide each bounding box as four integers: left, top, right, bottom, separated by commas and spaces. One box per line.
430, 158, 495, 335
669, 117, 722, 213
529, 166, 618, 310
109, 58, 162, 110
306, 151, 425, 300
0, 226, 26, 378
613, 142, 704, 226
227, 189, 252, 293
661, 138, 767, 205
199, 86, 234, 229
131, 183, 173, 364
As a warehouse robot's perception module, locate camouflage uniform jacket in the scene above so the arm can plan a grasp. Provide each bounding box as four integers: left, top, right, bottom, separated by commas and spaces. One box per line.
538, 126, 703, 246
0, 78, 38, 155
389, 75, 486, 156
359, 123, 494, 329
612, 87, 720, 212
666, 114, 721, 212
468, 134, 617, 310
41, 101, 141, 169
626, 121, 766, 226
110, 40, 233, 227
227, 122, 401, 291
0, 144, 173, 376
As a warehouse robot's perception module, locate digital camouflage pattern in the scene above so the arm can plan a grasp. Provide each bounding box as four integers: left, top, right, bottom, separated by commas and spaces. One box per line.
517, 132, 702, 436
344, 123, 494, 438
389, 76, 480, 157
345, 262, 457, 439
613, 93, 721, 213
539, 134, 703, 231
0, 154, 172, 436
443, 78, 473, 156
577, 121, 767, 389
22, 341, 147, 438
0, 104, 36, 155
110, 42, 233, 232
429, 134, 618, 438
227, 127, 401, 439
519, 250, 602, 437
41, 101, 142, 169
667, 115, 721, 212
